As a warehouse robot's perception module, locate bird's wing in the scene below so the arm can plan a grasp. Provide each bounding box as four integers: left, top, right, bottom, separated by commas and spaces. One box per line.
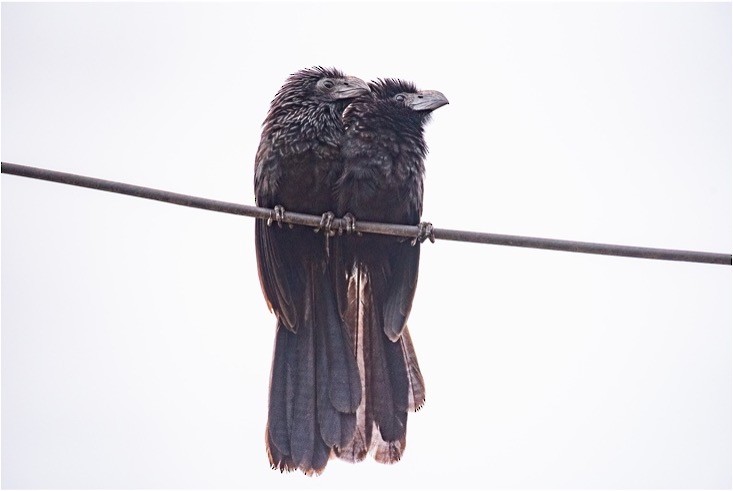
254, 143, 302, 331
377, 181, 424, 342
255, 219, 302, 330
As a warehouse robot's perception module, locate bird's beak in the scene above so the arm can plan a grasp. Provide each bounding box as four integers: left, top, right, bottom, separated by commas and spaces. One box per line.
334, 76, 371, 99
408, 90, 449, 111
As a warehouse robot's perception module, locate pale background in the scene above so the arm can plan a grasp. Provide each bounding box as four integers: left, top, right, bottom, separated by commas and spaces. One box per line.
1, 2, 731, 488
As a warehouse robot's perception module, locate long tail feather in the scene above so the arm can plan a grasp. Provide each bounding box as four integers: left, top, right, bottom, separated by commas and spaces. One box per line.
401, 327, 426, 412
335, 268, 370, 462
267, 261, 361, 474
290, 282, 316, 470
266, 321, 297, 471
368, 295, 408, 444
335, 261, 425, 465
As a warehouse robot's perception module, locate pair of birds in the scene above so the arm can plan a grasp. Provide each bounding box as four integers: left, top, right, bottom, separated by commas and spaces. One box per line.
253, 67, 448, 475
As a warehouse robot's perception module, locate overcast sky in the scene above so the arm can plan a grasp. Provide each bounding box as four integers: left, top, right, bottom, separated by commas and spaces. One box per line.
2, 2, 731, 489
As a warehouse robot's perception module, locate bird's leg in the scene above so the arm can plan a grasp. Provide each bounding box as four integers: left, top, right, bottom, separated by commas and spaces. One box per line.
411, 221, 436, 246
267, 205, 285, 228
314, 211, 336, 256
340, 213, 359, 236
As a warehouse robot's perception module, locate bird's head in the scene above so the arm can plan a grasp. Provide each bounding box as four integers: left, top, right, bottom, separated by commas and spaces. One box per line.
368, 78, 449, 122
273, 67, 371, 109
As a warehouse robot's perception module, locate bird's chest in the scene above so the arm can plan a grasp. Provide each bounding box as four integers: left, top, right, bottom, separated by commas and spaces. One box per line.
340, 139, 422, 222
275, 148, 340, 213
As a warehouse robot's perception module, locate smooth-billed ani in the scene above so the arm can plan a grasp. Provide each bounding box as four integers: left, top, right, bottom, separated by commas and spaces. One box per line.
333, 79, 448, 463
254, 67, 369, 475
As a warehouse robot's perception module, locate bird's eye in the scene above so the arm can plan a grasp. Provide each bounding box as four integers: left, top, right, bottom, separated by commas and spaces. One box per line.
394, 94, 406, 102
323, 80, 334, 89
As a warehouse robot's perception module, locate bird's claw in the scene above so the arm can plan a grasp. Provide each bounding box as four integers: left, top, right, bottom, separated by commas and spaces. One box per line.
267, 205, 285, 228
314, 211, 337, 237
340, 213, 358, 235
314, 211, 337, 257
411, 221, 435, 246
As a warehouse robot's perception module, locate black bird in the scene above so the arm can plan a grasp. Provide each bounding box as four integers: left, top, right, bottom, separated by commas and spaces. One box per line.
254, 67, 370, 475
333, 79, 448, 463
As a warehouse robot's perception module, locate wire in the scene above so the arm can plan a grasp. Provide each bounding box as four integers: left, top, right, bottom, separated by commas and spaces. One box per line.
2, 162, 730, 266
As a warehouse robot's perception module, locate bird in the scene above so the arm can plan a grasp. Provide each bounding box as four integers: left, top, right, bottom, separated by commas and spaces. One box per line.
333, 78, 448, 464
253, 67, 370, 475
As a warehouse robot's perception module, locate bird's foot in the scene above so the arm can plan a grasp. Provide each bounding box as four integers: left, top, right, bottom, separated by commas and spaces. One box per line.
314, 211, 337, 257
411, 221, 435, 246
340, 213, 359, 235
314, 211, 337, 237
267, 205, 285, 228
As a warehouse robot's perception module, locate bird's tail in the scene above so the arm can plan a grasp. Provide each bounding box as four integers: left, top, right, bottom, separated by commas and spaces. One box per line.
266, 261, 362, 475
336, 265, 426, 464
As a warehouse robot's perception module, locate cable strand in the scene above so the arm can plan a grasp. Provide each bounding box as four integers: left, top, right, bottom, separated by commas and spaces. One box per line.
2, 162, 730, 266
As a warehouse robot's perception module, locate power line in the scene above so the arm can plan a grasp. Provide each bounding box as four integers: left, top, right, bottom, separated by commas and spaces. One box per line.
2, 161, 730, 266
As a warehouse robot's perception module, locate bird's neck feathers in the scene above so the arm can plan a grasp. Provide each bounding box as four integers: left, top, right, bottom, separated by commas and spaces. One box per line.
263, 93, 346, 153
344, 101, 430, 161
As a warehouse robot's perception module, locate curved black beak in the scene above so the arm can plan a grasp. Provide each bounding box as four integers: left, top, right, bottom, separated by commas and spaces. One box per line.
334, 76, 371, 99
407, 90, 449, 111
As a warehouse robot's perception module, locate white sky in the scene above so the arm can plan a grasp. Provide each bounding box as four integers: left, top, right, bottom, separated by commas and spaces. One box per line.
1, 2, 731, 488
